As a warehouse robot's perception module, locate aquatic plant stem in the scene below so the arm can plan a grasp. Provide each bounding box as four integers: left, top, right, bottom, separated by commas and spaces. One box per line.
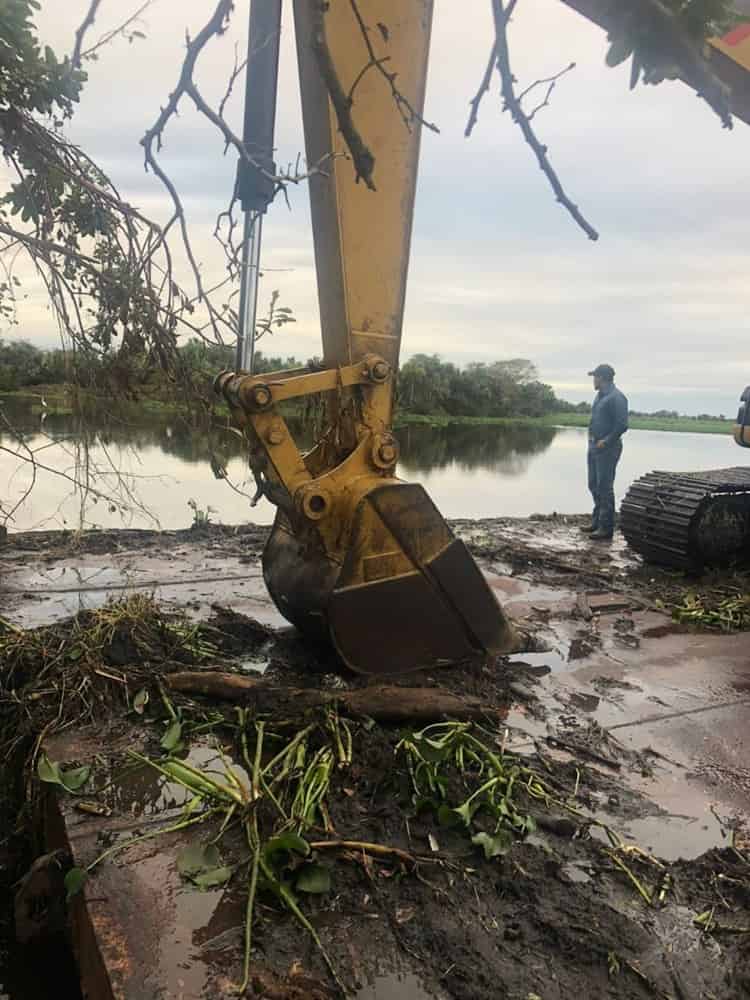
238, 721, 264, 995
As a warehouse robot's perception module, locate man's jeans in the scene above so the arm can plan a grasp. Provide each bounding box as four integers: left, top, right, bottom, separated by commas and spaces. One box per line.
587, 440, 622, 535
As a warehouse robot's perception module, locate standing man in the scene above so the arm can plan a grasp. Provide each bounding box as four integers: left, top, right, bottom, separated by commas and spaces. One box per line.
583, 363, 628, 541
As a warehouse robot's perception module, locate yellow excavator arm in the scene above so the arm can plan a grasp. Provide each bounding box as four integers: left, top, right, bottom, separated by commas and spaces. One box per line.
217, 2, 750, 662
216, 0, 517, 674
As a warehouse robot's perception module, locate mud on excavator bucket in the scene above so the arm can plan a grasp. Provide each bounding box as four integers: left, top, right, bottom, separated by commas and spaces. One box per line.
262, 481, 518, 675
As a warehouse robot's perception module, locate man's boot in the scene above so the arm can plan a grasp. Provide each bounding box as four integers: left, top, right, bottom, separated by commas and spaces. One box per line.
580, 523, 598, 534
590, 528, 613, 541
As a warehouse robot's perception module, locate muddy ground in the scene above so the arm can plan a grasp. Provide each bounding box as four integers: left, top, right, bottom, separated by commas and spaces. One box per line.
1, 516, 750, 1000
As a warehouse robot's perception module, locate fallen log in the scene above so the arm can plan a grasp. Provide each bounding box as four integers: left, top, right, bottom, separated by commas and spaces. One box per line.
165, 672, 506, 723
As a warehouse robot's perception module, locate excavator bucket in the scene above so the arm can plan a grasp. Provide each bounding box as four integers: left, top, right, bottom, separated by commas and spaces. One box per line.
328, 483, 517, 674
262, 482, 517, 675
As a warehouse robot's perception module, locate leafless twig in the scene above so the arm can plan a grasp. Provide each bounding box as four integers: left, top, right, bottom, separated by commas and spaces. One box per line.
465, 44, 497, 139
141, 0, 326, 337
518, 61, 576, 123
310, 4, 375, 189
465, 0, 520, 138
80, 1, 154, 64
72, 0, 104, 68
347, 0, 439, 134
489, 0, 598, 241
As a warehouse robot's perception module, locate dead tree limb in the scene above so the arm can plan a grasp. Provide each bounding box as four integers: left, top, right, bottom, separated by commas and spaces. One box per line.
310, 3, 375, 189
166, 672, 507, 723
72, 0, 104, 68
347, 0, 439, 133
490, 0, 599, 241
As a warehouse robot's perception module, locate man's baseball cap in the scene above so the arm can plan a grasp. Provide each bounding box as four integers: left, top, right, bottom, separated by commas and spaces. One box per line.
588, 363, 615, 379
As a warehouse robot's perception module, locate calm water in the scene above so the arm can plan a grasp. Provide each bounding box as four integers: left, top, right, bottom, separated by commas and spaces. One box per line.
0, 400, 741, 532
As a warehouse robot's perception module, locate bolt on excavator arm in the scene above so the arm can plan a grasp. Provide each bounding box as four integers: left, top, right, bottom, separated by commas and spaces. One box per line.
216, 0, 518, 674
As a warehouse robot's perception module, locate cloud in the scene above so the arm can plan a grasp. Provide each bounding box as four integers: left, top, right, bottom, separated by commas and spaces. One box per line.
13, 0, 750, 415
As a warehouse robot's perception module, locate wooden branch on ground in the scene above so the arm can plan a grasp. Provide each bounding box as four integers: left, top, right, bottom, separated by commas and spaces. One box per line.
165, 672, 507, 722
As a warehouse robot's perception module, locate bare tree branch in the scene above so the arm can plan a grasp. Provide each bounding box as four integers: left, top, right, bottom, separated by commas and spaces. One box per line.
465, 0, 520, 138
490, 0, 599, 241
310, 3, 375, 189
80, 1, 155, 65
141, 0, 328, 338
465, 44, 497, 139
72, 0, 104, 69
347, 0, 439, 134
518, 61, 576, 123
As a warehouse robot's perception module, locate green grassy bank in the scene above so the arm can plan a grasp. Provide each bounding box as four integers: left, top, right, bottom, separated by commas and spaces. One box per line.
0, 387, 734, 435
395, 411, 734, 435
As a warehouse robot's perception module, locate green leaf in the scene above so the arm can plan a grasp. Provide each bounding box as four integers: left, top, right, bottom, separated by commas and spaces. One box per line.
37, 754, 63, 785
133, 688, 149, 715
471, 829, 514, 860
61, 765, 91, 792
295, 863, 331, 894
453, 799, 482, 827
605, 35, 633, 68
629, 52, 641, 91
411, 737, 449, 763
263, 833, 310, 866
193, 866, 233, 890
64, 867, 88, 901
437, 804, 462, 828
67, 646, 83, 661
176, 841, 221, 878
161, 720, 182, 752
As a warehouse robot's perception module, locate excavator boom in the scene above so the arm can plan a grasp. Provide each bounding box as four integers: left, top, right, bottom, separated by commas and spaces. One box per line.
216, 0, 518, 674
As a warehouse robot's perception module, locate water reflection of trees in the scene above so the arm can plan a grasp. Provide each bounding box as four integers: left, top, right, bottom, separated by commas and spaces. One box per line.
397, 423, 557, 475
0, 401, 557, 482
0, 404, 247, 466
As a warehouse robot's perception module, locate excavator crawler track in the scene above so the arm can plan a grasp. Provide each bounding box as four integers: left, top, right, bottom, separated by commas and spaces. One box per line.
620, 467, 750, 569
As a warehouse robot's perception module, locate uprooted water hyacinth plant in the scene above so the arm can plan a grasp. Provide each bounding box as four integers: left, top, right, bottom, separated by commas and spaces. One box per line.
670, 590, 750, 631
61, 706, 353, 994
49, 703, 712, 997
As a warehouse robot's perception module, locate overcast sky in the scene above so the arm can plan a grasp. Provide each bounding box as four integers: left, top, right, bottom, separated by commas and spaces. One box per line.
24, 1, 750, 415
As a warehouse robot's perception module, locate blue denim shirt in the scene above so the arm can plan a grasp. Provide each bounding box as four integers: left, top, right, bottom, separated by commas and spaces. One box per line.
589, 383, 628, 449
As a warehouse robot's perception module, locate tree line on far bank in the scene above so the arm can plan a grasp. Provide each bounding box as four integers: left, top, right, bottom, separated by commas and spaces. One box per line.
0, 337, 575, 418
0, 337, 727, 422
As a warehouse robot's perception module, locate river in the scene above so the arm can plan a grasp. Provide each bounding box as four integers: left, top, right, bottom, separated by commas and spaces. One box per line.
0, 400, 741, 532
